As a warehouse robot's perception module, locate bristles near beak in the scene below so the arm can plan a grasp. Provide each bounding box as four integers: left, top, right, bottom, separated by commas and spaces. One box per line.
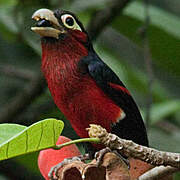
31, 8, 65, 39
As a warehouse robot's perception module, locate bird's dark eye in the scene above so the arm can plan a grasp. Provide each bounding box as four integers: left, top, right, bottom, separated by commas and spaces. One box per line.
65, 17, 74, 26
61, 14, 81, 31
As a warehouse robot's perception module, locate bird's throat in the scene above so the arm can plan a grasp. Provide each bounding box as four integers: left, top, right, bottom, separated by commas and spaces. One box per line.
41, 35, 89, 107
41, 36, 88, 80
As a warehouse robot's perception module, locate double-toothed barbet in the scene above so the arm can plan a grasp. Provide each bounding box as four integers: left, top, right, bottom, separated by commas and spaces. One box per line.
31, 8, 149, 178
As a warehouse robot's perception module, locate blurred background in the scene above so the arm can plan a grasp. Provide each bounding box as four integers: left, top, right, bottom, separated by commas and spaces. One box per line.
0, 0, 179, 179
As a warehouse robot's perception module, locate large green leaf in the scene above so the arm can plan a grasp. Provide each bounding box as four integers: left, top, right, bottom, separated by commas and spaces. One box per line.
149, 100, 180, 124
112, 2, 180, 78
0, 118, 64, 161
149, 0, 180, 18
0, 124, 26, 144
125, 1, 180, 39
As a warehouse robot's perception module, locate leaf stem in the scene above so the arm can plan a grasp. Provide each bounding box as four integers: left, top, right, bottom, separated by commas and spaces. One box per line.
53, 138, 100, 150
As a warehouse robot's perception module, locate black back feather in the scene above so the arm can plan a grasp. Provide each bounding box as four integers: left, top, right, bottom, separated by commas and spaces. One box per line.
79, 50, 149, 147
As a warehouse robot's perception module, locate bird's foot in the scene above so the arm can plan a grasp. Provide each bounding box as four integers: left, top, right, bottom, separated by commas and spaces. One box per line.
48, 154, 90, 180
95, 147, 130, 168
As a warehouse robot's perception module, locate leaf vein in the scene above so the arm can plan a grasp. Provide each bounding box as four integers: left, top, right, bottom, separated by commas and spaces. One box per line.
37, 122, 43, 150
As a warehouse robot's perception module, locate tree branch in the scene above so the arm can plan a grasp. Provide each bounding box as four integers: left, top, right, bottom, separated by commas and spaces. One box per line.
87, 0, 131, 40
138, 166, 178, 180
87, 124, 180, 169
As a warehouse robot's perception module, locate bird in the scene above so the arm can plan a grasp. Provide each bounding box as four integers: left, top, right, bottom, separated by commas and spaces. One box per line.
31, 8, 149, 178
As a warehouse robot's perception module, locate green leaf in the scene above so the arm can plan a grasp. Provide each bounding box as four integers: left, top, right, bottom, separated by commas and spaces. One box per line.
149, 127, 180, 152
111, 15, 180, 77
150, 100, 180, 124
149, 0, 180, 17
0, 124, 26, 144
0, 118, 64, 161
174, 172, 180, 180
124, 1, 180, 39
15, 152, 40, 175
0, 6, 19, 34
0, 0, 17, 6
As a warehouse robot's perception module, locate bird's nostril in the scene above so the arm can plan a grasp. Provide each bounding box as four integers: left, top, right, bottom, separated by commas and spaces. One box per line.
36, 19, 52, 27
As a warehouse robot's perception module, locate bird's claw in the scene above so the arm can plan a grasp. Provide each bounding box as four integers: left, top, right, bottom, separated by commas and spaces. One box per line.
48, 156, 82, 180
113, 150, 130, 169
95, 147, 112, 166
95, 147, 130, 168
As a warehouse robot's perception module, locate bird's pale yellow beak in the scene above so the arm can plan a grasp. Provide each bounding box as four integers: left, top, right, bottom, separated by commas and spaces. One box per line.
31, 8, 65, 39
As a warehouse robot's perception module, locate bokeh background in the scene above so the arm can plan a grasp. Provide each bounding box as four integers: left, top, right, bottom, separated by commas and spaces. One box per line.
0, 0, 179, 179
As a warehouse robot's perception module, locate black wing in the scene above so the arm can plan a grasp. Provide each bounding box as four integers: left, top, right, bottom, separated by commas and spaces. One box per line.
79, 51, 148, 146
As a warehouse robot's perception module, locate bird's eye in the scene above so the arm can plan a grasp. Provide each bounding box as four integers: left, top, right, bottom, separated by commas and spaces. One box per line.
65, 17, 74, 26
61, 14, 82, 31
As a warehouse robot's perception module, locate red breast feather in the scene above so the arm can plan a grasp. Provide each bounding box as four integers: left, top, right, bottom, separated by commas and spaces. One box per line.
41, 31, 122, 138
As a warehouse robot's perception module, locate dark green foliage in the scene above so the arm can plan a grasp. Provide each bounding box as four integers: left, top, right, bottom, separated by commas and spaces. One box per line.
0, 0, 179, 179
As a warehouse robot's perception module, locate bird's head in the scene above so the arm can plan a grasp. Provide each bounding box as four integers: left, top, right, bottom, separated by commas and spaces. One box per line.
31, 8, 90, 47
31, 8, 91, 82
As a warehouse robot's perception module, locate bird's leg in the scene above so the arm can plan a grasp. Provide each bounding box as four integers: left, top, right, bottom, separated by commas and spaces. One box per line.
48, 153, 90, 180
95, 147, 130, 168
